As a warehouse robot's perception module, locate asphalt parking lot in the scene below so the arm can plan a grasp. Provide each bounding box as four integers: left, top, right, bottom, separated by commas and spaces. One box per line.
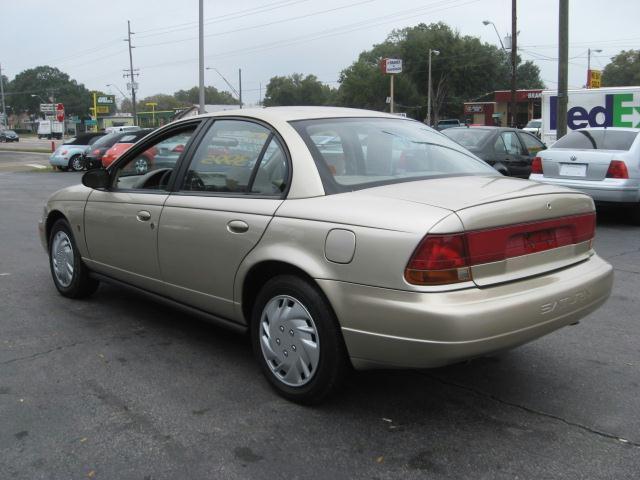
1, 166, 639, 479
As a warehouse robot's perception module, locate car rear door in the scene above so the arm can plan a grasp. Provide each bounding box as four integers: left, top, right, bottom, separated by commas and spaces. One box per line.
83, 121, 202, 292
157, 118, 290, 320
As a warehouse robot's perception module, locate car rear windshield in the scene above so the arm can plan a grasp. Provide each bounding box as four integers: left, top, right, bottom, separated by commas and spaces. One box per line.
553, 129, 638, 151
291, 117, 496, 193
118, 130, 151, 144
63, 134, 103, 145
526, 120, 541, 128
92, 133, 126, 149
442, 128, 493, 148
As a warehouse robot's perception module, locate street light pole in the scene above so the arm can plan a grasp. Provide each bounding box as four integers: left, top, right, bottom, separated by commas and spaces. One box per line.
198, 0, 205, 114
510, 0, 518, 128
0, 63, 6, 127
482, 20, 505, 50
427, 49, 440, 126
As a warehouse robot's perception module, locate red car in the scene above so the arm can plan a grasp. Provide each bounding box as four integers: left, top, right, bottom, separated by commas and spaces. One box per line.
102, 129, 154, 170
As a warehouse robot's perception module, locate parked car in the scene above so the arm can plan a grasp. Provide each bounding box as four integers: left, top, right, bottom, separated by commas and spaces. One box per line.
101, 128, 154, 169
104, 125, 141, 134
0, 129, 19, 142
523, 118, 542, 138
39, 107, 613, 404
443, 126, 547, 178
435, 119, 462, 131
83, 132, 128, 169
529, 127, 640, 222
49, 132, 106, 171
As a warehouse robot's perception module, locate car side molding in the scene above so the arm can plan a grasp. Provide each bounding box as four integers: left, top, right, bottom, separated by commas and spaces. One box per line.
89, 272, 248, 334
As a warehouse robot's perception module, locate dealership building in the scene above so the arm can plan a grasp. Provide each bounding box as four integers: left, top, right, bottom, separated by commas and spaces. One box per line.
463, 89, 542, 127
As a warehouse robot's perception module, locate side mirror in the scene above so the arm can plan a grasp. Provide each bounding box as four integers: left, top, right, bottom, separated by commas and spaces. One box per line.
82, 168, 110, 189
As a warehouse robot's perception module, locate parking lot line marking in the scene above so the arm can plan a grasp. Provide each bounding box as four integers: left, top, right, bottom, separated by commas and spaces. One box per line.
26, 164, 47, 169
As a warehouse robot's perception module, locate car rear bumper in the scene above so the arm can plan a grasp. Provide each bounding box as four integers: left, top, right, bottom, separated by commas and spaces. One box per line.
49, 154, 69, 166
530, 175, 640, 203
318, 254, 613, 370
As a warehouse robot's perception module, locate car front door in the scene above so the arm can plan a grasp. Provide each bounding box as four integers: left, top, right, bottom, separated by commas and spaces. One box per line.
157, 119, 290, 320
497, 131, 529, 177
83, 122, 201, 292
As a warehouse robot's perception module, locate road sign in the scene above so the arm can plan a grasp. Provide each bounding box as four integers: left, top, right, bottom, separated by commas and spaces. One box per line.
85, 119, 97, 126
56, 103, 65, 122
40, 103, 55, 113
96, 106, 110, 114
588, 69, 602, 88
96, 95, 115, 105
380, 58, 403, 74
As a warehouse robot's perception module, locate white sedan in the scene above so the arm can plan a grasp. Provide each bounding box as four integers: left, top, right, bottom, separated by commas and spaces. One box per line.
529, 127, 640, 223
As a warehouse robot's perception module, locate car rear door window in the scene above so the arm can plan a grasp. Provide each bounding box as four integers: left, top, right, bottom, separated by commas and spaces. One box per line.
182, 120, 283, 194
501, 132, 525, 155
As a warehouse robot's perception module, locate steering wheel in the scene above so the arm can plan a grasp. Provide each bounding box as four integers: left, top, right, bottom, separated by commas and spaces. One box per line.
132, 168, 173, 189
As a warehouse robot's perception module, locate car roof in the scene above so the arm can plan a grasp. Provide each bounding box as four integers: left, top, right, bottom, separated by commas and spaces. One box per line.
187, 106, 406, 123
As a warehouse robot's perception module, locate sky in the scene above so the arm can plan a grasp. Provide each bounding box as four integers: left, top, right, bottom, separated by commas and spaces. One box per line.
1, 0, 639, 107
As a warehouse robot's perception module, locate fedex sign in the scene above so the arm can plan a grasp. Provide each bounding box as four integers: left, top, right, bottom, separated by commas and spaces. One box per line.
550, 93, 640, 130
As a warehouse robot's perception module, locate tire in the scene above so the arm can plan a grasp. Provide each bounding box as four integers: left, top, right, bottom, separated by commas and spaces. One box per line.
68, 155, 84, 172
49, 219, 99, 298
630, 204, 640, 226
250, 275, 349, 404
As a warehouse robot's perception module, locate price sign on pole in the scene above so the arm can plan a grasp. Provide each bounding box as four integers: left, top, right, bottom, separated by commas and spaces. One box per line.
55, 103, 65, 122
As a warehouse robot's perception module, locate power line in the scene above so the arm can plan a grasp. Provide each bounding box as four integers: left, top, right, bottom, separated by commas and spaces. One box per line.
137, 0, 379, 49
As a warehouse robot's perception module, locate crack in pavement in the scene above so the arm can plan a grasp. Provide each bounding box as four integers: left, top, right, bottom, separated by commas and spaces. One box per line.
416, 371, 640, 448
0, 342, 81, 366
604, 247, 640, 260
613, 267, 640, 275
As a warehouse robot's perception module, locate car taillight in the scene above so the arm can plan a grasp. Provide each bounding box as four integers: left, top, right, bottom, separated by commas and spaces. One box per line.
405, 234, 472, 285
606, 160, 629, 179
172, 144, 185, 153
61, 150, 68, 155
531, 156, 543, 174
92, 149, 100, 155
405, 213, 595, 286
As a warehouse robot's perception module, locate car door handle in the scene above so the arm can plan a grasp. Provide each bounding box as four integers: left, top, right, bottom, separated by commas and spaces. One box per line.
136, 210, 151, 222
227, 220, 249, 234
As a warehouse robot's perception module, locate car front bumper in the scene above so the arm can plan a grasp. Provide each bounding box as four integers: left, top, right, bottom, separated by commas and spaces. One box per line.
530, 174, 640, 203
318, 254, 613, 370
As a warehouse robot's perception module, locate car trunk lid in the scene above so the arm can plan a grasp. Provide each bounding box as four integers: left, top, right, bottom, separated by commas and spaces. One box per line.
364, 175, 595, 287
540, 148, 620, 181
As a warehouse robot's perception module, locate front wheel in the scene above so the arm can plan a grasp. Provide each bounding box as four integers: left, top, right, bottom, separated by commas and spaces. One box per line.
134, 157, 149, 174
49, 219, 99, 298
68, 155, 84, 172
251, 275, 349, 404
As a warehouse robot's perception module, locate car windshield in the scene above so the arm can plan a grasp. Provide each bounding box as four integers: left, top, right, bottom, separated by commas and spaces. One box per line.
5, 130, 16, 134
552, 129, 638, 151
442, 128, 493, 148
526, 120, 541, 128
292, 117, 496, 192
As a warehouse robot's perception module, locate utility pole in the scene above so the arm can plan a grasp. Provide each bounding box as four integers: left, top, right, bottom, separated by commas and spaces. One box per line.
198, 0, 205, 114
124, 20, 139, 126
557, 0, 569, 139
238, 69, 243, 109
0, 63, 6, 127
510, 0, 518, 128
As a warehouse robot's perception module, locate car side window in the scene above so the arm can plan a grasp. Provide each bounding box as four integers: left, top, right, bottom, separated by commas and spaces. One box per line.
494, 135, 507, 154
501, 132, 524, 155
251, 138, 289, 195
182, 120, 278, 194
518, 132, 545, 156
113, 127, 196, 191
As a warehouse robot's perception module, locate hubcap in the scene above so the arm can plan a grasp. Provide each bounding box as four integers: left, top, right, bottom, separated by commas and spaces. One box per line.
51, 231, 74, 287
71, 157, 83, 171
135, 158, 148, 174
259, 295, 320, 387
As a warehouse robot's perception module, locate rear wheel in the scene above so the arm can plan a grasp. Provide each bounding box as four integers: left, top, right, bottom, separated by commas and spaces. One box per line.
49, 219, 99, 298
68, 155, 84, 172
251, 275, 349, 404
134, 157, 149, 174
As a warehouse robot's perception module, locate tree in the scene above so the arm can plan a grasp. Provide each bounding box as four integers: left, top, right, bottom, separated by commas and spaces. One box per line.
602, 50, 640, 87
174, 86, 237, 105
263, 74, 337, 106
7, 66, 92, 116
337, 23, 545, 121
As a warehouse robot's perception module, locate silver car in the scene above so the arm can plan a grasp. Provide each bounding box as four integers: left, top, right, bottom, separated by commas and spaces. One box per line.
39, 107, 613, 403
530, 127, 640, 223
